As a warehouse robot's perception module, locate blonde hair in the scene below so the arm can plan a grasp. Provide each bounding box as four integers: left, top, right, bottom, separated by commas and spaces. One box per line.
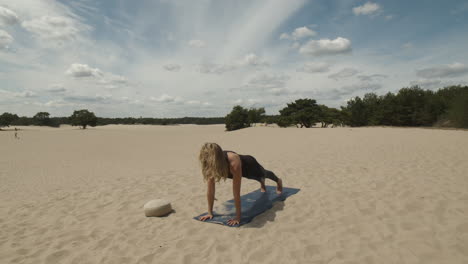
199, 143, 230, 182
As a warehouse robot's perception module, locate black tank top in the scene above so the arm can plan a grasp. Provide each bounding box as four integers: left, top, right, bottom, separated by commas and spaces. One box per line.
223, 150, 264, 180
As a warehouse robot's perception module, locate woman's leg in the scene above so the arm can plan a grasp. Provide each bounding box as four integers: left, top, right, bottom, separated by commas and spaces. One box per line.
244, 155, 283, 193
260, 177, 267, 192
262, 168, 283, 194
263, 169, 279, 182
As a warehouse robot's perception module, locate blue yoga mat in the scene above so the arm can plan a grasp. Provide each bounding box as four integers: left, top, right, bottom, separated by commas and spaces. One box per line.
194, 186, 300, 227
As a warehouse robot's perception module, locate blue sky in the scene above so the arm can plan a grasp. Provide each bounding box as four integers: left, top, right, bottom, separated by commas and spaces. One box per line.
1, 0, 467, 117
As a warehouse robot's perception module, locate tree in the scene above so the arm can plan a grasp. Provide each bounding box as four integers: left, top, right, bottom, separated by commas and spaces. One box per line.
33, 112, 51, 126
378, 92, 399, 125
280, 98, 322, 128
276, 116, 294, 127
317, 105, 343, 128
279, 98, 322, 128
225, 105, 250, 131
394, 86, 432, 126
247, 107, 265, 126
362, 93, 382, 126
264, 115, 278, 126
69, 109, 98, 129
323, 107, 344, 127
0, 112, 19, 129
446, 89, 468, 128
342, 96, 368, 127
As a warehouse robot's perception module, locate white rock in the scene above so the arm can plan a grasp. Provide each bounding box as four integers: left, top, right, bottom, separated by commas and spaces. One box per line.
144, 199, 172, 217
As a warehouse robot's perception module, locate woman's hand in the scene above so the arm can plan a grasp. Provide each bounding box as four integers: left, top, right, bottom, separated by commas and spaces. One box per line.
199, 214, 213, 221
227, 218, 240, 226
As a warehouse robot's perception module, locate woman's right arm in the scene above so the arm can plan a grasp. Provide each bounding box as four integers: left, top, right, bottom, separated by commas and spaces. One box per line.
207, 177, 215, 215
200, 177, 215, 221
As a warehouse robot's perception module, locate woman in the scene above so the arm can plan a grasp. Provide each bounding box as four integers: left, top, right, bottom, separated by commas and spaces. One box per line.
198, 142, 282, 226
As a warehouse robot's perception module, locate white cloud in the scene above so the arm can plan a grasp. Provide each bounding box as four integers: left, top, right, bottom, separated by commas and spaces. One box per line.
66, 63, 103, 78
402, 42, 413, 49
279, 33, 290, 40
232, 98, 264, 106
97, 74, 128, 87
21, 16, 84, 43
64, 94, 111, 103
0, 89, 37, 99
291, 42, 301, 49
353, 2, 381, 16
318, 83, 382, 100
357, 74, 387, 82
0, 29, 13, 49
236, 53, 269, 66
385, 15, 394, 20
185, 100, 211, 106
246, 73, 290, 89
186, 100, 201, 105
328, 68, 359, 80
232, 73, 292, 96
0, 89, 13, 101
269, 88, 290, 96
293, 26, 316, 39
344, 83, 382, 93
280, 26, 316, 40
198, 63, 236, 75
119, 97, 144, 106
16, 90, 37, 98
297, 62, 331, 73
163, 64, 182, 72
233, 99, 243, 104
46, 84, 67, 93
108, 75, 127, 84
149, 94, 183, 103
188, 39, 206, 48
416, 63, 468, 79
409, 79, 442, 89
0, 6, 19, 25
218, 0, 307, 60
299, 37, 352, 56
196, 54, 268, 75
65, 64, 129, 91
44, 99, 71, 108
409, 79, 467, 90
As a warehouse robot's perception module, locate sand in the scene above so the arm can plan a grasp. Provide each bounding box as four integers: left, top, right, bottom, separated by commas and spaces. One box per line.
1, 124, 468, 264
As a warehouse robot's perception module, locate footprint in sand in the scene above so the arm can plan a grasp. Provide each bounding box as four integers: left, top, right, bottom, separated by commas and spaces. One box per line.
44, 250, 70, 263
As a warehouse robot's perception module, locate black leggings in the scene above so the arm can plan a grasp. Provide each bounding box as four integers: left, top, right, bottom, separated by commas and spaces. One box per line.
260, 166, 280, 183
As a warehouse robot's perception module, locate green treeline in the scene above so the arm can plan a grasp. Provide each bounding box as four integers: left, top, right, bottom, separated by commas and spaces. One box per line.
0, 111, 225, 129
224, 85, 468, 130
342, 85, 468, 128
1, 85, 467, 130
96, 116, 225, 126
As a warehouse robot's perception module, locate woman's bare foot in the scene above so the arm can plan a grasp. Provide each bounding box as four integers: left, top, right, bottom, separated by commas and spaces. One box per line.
276, 178, 283, 194
260, 178, 266, 192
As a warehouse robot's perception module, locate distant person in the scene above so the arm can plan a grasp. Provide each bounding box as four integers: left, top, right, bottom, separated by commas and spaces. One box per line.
198, 142, 283, 226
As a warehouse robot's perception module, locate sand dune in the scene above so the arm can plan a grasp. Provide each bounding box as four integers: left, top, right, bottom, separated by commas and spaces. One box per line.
1, 125, 467, 263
